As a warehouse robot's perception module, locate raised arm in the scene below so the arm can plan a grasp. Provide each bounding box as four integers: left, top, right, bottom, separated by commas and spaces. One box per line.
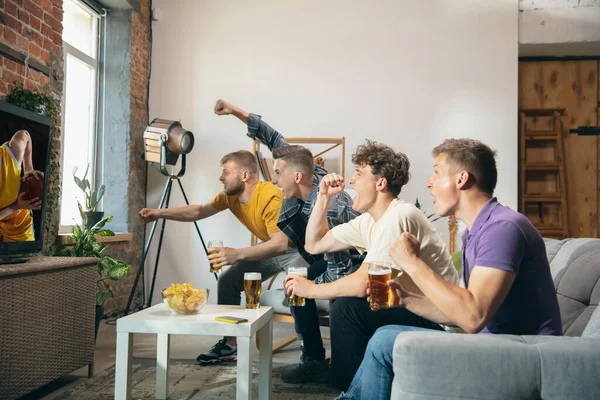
213, 99, 289, 150
305, 173, 353, 255
139, 203, 220, 223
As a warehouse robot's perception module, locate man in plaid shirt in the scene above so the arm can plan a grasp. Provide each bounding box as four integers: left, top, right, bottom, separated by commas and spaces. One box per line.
215, 99, 364, 383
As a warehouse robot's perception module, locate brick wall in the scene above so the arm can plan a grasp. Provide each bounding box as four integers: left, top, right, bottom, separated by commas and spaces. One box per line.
103, 0, 151, 316
0, 0, 152, 317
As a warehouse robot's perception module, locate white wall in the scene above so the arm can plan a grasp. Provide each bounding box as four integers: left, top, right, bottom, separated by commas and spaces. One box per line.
146, 0, 518, 304
519, 0, 600, 55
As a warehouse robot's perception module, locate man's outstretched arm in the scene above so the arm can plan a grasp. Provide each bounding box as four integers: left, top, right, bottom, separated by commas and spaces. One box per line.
214, 99, 289, 150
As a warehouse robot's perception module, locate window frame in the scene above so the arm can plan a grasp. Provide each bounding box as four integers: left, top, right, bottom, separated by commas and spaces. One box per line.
59, 0, 104, 233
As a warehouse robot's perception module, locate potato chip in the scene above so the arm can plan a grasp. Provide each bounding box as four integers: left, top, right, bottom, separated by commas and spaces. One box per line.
162, 282, 208, 314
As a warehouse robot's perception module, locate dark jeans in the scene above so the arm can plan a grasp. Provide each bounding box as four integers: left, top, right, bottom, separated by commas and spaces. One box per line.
289, 259, 329, 361
329, 297, 443, 391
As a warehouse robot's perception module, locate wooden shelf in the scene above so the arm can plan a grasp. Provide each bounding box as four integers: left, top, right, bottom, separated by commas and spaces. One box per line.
523, 195, 562, 202
524, 163, 560, 171
524, 134, 558, 141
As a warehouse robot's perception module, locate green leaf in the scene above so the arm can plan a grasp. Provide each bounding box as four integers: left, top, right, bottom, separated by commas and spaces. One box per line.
107, 263, 131, 281
97, 229, 115, 237
89, 191, 97, 210
96, 184, 105, 204
96, 292, 107, 307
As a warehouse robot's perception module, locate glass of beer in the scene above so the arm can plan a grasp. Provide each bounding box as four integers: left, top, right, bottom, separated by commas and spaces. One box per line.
368, 261, 394, 310
244, 272, 262, 309
287, 266, 307, 307
207, 240, 223, 273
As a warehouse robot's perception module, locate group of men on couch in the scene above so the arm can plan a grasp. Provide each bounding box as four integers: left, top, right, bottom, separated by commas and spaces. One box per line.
139, 99, 561, 399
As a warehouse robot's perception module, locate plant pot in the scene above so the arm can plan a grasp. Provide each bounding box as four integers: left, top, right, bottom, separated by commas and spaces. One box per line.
95, 304, 105, 343
85, 211, 104, 229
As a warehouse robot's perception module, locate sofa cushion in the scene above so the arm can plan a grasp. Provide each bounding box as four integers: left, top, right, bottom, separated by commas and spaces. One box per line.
392, 332, 600, 400
259, 289, 330, 316
553, 240, 600, 336
391, 332, 541, 400
581, 305, 600, 338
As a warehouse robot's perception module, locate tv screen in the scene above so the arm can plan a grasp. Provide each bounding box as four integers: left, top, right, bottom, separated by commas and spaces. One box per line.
0, 101, 53, 256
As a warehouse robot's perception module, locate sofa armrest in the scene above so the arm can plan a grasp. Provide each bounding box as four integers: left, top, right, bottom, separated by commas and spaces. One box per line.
391, 332, 600, 400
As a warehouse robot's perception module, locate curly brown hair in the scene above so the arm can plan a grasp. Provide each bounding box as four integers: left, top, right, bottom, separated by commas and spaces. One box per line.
352, 140, 410, 197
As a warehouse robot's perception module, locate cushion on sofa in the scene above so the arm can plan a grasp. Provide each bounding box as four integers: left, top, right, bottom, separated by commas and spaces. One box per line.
259, 288, 330, 316
581, 306, 600, 338
553, 240, 600, 336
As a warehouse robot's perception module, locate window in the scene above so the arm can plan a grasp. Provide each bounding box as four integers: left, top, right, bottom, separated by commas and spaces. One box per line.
60, 0, 102, 229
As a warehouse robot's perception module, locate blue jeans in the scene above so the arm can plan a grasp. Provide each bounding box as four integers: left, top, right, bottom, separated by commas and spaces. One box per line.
341, 325, 446, 400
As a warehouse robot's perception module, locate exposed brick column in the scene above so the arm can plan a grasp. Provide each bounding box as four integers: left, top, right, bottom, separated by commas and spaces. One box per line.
104, 0, 151, 316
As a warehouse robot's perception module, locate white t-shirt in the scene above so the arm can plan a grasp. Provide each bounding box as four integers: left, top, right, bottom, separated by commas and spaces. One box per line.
330, 199, 459, 285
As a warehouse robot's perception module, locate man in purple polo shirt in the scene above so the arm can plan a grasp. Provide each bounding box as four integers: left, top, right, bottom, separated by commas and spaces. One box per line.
338, 138, 562, 400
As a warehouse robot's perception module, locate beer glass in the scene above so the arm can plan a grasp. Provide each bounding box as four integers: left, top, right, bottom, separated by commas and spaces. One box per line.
287, 266, 308, 307
368, 261, 394, 309
244, 272, 262, 309
207, 240, 223, 273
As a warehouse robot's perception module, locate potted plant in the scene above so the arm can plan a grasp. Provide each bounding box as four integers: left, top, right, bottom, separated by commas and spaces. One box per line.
49, 208, 131, 341
73, 164, 106, 228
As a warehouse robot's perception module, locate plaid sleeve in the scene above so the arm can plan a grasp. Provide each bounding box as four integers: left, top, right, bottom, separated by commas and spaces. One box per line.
314, 191, 362, 284
246, 113, 289, 150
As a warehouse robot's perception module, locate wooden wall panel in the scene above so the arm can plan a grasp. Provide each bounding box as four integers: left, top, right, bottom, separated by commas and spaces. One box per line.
519, 61, 599, 238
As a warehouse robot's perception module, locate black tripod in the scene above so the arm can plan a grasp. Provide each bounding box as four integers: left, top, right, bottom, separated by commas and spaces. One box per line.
123, 155, 217, 316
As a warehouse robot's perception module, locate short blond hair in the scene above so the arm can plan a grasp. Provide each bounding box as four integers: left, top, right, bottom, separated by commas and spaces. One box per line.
220, 150, 258, 176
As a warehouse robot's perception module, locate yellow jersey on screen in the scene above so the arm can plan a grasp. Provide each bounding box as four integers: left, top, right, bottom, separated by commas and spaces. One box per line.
0, 144, 34, 242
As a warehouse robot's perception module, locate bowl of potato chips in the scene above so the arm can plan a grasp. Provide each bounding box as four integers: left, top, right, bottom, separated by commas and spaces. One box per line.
161, 283, 209, 315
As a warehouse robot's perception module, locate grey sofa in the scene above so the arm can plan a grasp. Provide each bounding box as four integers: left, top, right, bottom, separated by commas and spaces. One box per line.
391, 238, 600, 400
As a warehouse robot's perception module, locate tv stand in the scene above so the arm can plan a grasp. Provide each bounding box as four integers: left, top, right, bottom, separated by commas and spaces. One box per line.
0, 256, 99, 399
0, 257, 28, 265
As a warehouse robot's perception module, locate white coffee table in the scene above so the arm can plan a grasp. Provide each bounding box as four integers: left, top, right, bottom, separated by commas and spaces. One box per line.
114, 303, 273, 400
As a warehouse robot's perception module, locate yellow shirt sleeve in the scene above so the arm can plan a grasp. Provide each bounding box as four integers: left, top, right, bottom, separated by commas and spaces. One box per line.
261, 195, 282, 235
210, 191, 229, 212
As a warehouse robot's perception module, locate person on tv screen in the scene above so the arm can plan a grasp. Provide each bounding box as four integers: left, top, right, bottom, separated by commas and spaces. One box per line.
0, 129, 44, 242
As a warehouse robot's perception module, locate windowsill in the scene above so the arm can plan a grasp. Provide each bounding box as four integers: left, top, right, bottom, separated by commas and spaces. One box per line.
59, 232, 133, 245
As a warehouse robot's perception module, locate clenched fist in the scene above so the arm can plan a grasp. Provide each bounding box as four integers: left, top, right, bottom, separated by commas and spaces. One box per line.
389, 232, 421, 271
214, 99, 234, 115
139, 208, 160, 223
319, 173, 345, 198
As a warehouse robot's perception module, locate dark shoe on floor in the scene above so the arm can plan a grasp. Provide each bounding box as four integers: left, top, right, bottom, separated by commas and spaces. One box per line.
196, 338, 237, 365
280, 358, 330, 384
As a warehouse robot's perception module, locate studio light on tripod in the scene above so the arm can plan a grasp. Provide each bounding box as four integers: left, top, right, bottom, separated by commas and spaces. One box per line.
143, 118, 195, 174
125, 117, 212, 316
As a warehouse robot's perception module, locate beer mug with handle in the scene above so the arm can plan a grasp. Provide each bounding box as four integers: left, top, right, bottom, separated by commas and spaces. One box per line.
368, 261, 393, 310
207, 240, 223, 273
244, 272, 261, 309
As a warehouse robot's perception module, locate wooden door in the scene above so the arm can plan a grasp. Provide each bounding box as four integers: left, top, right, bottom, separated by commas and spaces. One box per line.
519, 60, 599, 238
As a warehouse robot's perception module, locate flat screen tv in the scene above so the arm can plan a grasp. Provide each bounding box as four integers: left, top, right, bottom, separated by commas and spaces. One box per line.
0, 101, 53, 259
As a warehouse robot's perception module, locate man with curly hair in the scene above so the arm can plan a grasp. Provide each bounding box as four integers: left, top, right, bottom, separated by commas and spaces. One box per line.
286, 140, 459, 390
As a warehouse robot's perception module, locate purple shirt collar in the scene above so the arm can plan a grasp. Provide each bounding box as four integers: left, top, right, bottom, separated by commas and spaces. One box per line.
462, 197, 499, 241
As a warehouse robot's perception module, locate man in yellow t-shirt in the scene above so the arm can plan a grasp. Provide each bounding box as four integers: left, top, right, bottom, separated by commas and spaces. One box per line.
0, 130, 44, 242
139, 150, 307, 365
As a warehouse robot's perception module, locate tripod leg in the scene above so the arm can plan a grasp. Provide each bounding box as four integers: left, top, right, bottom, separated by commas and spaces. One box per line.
148, 179, 174, 307
177, 179, 218, 281
124, 177, 172, 316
